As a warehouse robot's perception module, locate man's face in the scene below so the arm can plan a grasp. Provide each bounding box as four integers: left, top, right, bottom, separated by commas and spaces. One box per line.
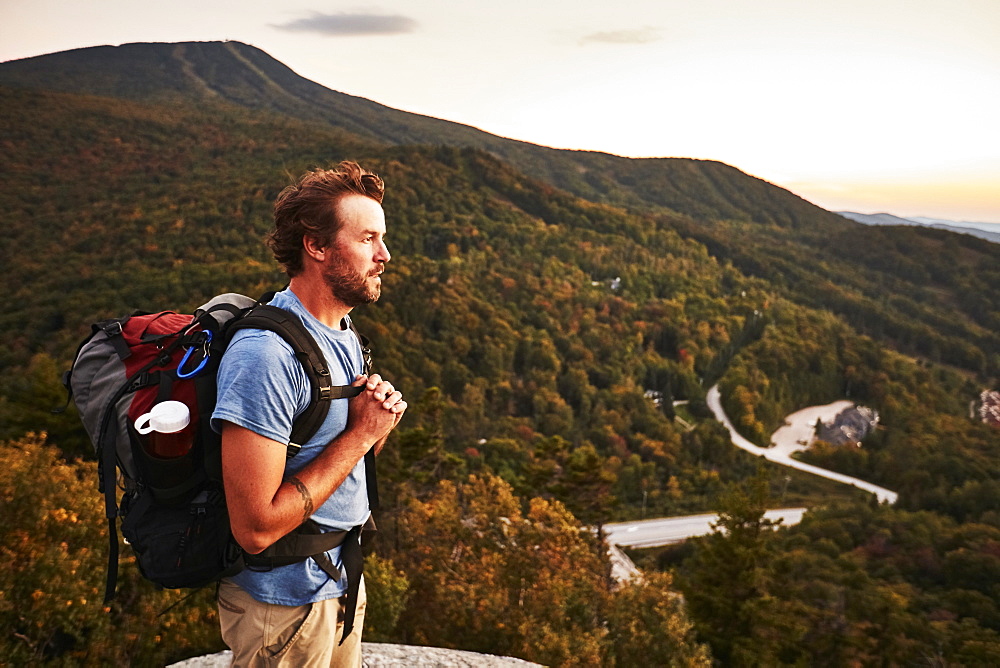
321, 194, 390, 309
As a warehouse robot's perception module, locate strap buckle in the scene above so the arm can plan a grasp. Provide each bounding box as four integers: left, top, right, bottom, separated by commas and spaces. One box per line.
102, 321, 124, 338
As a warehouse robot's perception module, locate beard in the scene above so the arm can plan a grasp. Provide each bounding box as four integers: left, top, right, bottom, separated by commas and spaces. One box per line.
322, 255, 382, 308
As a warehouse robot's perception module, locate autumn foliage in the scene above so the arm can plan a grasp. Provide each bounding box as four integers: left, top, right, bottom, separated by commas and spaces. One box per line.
0, 435, 708, 665
0, 434, 222, 665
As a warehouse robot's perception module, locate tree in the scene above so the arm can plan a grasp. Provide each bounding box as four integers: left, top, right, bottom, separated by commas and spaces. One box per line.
677, 469, 789, 664
391, 474, 607, 665
0, 353, 90, 456
605, 572, 711, 667
361, 554, 410, 642
547, 442, 617, 527
0, 434, 224, 665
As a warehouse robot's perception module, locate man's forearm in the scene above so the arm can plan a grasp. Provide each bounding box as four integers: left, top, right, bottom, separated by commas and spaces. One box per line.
225, 424, 375, 554
225, 376, 404, 554
271, 426, 376, 522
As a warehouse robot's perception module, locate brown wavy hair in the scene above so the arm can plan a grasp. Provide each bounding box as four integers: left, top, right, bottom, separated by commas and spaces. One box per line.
267, 161, 385, 276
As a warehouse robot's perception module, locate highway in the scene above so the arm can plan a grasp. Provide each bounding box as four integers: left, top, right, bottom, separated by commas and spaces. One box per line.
604, 508, 807, 549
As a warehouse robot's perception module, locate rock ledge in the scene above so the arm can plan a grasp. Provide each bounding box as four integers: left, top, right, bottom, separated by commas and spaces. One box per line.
169, 643, 543, 667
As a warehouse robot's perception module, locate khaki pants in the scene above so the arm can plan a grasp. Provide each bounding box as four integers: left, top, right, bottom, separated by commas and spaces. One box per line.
218, 578, 366, 668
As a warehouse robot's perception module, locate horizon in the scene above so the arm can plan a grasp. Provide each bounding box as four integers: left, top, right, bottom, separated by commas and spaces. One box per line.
2, 0, 998, 224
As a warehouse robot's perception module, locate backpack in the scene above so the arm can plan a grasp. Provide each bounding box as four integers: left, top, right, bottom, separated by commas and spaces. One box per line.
65, 291, 378, 604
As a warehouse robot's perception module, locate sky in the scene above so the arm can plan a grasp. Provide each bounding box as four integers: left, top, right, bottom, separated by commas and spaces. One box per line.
2, 0, 998, 224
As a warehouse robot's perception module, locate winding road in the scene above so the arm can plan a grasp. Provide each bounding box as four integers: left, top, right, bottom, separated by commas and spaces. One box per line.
706, 385, 898, 504
604, 388, 898, 576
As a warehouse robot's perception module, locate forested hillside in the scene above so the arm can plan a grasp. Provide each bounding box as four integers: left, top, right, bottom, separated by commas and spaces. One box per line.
1, 43, 999, 665
5, 41, 997, 377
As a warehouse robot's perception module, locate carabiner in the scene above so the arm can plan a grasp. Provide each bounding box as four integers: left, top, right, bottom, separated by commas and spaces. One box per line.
177, 330, 213, 379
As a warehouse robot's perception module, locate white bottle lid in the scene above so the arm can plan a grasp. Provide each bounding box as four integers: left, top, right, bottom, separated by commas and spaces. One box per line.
135, 400, 191, 435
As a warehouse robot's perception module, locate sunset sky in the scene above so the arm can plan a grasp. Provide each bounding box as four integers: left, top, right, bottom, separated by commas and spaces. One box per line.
2, 0, 998, 223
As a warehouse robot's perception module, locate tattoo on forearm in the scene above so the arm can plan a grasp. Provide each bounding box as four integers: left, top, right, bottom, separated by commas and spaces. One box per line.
287, 475, 314, 523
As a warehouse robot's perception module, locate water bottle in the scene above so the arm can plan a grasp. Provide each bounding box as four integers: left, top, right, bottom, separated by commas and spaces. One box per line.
134, 400, 193, 459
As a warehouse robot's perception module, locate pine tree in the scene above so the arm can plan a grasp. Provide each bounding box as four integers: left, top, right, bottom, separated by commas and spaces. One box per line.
677, 468, 787, 664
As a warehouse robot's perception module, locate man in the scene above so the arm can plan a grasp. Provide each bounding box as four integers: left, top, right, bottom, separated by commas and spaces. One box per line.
212, 161, 405, 667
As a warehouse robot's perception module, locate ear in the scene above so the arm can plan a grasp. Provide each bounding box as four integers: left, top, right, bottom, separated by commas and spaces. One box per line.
302, 235, 327, 262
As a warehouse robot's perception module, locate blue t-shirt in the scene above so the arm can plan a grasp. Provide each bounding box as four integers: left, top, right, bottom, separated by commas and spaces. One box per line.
212, 288, 369, 605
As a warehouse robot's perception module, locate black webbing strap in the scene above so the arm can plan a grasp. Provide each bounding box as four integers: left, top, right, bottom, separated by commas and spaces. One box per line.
336, 524, 365, 644
242, 518, 370, 643
244, 519, 349, 570
100, 415, 119, 604
344, 318, 373, 377
100, 320, 131, 361
194, 371, 223, 483
365, 449, 379, 511
155, 371, 174, 404
344, 316, 378, 511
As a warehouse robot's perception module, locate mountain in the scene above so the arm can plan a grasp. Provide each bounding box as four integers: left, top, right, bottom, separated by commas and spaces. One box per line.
840, 211, 1000, 244
4, 40, 1000, 377
4, 41, 998, 378
0, 41, 848, 226
837, 212, 922, 227
909, 216, 1000, 233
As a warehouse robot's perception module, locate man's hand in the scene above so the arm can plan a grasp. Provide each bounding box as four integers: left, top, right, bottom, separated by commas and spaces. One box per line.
347, 374, 406, 449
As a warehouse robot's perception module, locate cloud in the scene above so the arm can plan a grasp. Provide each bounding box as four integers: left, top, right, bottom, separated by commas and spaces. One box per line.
272, 11, 418, 37
580, 27, 662, 45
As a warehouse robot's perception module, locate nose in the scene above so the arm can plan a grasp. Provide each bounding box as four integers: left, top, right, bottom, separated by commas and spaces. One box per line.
376, 239, 390, 264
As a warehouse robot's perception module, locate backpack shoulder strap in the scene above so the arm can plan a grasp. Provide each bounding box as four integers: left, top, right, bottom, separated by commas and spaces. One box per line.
340, 316, 378, 511
226, 305, 364, 453
343, 317, 372, 376
226, 302, 378, 511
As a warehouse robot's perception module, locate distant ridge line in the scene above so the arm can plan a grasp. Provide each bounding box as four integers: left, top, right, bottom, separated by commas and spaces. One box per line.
838, 211, 1000, 245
